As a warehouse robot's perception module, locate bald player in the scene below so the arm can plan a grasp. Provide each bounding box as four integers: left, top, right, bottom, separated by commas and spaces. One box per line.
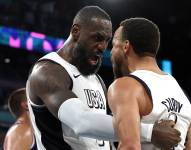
27, 6, 181, 150
108, 17, 191, 150
3, 88, 36, 150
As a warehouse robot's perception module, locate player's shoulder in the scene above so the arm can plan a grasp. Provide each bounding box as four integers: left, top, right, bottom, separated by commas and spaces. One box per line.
28, 60, 72, 96
4, 123, 32, 149
109, 76, 142, 92
30, 60, 64, 77
4, 124, 26, 139
29, 60, 70, 85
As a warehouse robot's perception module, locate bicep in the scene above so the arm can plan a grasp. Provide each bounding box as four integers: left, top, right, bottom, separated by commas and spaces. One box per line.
110, 90, 140, 141
28, 62, 77, 117
108, 79, 141, 146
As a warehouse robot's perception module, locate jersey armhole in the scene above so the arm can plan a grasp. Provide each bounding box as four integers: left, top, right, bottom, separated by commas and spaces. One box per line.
128, 74, 153, 103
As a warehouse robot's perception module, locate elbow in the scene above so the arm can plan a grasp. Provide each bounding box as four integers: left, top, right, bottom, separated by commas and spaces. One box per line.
72, 125, 82, 136
72, 119, 89, 137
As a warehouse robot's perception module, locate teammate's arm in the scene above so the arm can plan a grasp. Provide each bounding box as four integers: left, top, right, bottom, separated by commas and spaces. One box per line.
28, 61, 116, 140
97, 74, 155, 142
108, 77, 144, 150
28, 61, 77, 117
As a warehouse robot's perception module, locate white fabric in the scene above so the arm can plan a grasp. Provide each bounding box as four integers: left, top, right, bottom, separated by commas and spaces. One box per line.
131, 70, 191, 150
140, 123, 154, 142
58, 98, 117, 141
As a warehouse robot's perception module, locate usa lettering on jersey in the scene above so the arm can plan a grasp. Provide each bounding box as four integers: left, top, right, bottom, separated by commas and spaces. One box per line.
84, 89, 105, 109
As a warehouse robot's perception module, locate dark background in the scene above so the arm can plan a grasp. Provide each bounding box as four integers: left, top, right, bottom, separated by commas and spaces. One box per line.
0, 0, 191, 148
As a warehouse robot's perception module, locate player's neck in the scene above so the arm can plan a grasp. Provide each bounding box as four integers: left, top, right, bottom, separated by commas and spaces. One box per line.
57, 35, 76, 63
128, 56, 163, 74
17, 113, 30, 125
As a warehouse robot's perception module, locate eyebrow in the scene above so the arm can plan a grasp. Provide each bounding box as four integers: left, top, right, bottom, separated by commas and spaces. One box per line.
96, 31, 111, 40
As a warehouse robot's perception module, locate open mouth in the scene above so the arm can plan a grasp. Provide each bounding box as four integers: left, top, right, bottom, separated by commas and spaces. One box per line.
88, 55, 100, 65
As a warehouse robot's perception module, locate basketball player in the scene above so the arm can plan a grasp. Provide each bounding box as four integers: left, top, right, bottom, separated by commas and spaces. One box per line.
108, 17, 191, 150
26, 6, 181, 150
3, 88, 36, 150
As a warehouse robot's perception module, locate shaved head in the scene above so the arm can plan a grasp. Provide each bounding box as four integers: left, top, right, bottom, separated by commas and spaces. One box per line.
73, 6, 111, 27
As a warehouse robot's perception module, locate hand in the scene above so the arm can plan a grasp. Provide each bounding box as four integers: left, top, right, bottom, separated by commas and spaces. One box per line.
151, 120, 181, 149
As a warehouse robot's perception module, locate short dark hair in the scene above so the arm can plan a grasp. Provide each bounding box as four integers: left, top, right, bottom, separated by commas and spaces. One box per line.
120, 17, 160, 56
73, 6, 111, 26
8, 88, 26, 118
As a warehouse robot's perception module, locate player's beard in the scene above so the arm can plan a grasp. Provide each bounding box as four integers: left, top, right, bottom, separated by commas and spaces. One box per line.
71, 42, 102, 76
112, 57, 130, 79
112, 62, 123, 79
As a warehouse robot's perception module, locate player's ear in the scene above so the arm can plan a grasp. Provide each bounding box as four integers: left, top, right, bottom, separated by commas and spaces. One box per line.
123, 40, 130, 54
21, 101, 28, 110
71, 24, 80, 41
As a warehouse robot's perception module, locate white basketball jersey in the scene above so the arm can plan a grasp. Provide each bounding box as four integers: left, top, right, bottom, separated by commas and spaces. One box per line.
37, 52, 110, 150
131, 70, 191, 150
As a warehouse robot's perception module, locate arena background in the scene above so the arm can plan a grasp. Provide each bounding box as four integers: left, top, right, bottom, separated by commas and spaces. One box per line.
0, 0, 191, 149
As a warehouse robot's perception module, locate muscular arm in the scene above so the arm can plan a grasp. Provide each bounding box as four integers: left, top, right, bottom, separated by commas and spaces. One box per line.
108, 77, 148, 150
28, 61, 77, 118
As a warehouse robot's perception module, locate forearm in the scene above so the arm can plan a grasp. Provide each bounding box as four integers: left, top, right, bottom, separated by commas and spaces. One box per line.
58, 98, 117, 141
58, 98, 154, 142
115, 119, 141, 150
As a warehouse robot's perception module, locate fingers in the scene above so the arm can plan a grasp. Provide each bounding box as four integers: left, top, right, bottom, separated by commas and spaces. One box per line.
170, 128, 181, 141
152, 119, 181, 149
159, 120, 181, 137
168, 120, 176, 127
175, 129, 181, 137
170, 129, 181, 146
158, 119, 176, 127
